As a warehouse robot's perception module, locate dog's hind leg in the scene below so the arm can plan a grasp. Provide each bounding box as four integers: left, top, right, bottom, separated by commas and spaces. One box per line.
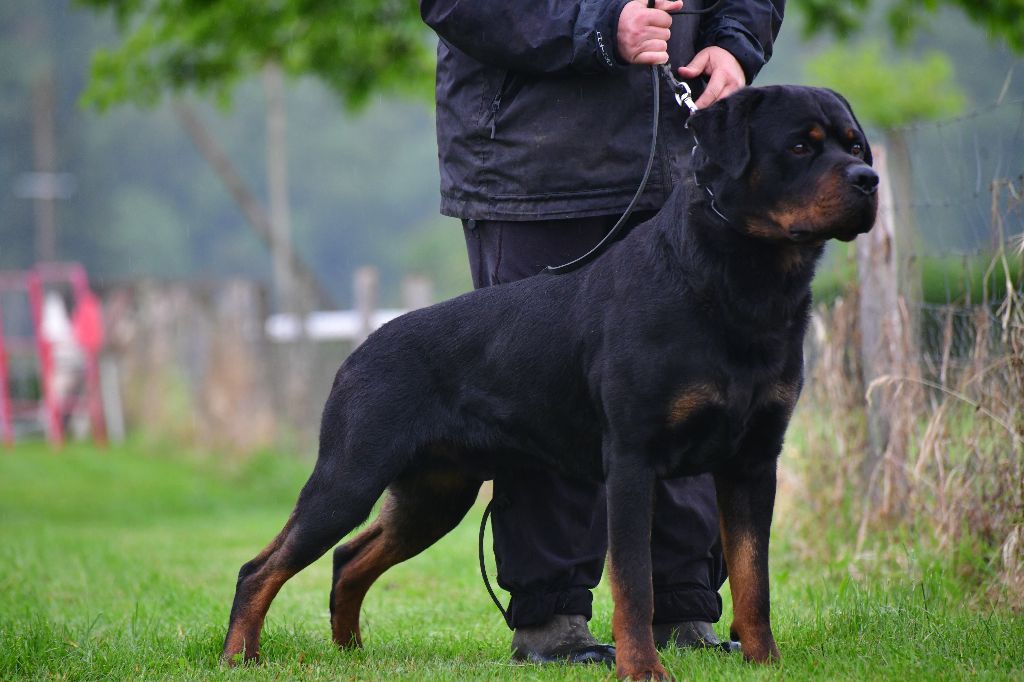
330, 464, 480, 649
220, 460, 388, 665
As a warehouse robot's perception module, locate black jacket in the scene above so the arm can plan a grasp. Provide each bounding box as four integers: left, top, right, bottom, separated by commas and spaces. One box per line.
422, 0, 784, 220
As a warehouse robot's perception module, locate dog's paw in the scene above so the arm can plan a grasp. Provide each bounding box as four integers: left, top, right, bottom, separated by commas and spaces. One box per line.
616, 661, 672, 681
220, 648, 260, 667
739, 638, 779, 664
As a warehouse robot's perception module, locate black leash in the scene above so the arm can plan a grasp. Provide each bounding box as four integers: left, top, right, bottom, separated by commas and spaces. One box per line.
478, 499, 508, 621
542, 65, 662, 275
542, 0, 719, 276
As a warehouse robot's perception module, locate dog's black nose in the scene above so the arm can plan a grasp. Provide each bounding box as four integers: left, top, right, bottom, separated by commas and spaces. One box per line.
846, 165, 879, 195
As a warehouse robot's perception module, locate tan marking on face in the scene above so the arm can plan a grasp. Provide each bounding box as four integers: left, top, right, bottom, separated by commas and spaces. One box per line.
667, 383, 721, 427
808, 125, 825, 142
844, 128, 856, 141
744, 217, 785, 239
766, 169, 847, 234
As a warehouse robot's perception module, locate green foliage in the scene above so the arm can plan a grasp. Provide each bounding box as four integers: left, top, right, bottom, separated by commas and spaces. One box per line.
811, 249, 1022, 305
921, 252, 1023, 304
805, 41, 966, 128
77, 0, 435, 110
795, 0, 1024, 53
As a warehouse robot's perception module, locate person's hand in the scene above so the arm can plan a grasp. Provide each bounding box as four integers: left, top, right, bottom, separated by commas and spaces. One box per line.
677, 46, 746, 108
617, 0, 683, 65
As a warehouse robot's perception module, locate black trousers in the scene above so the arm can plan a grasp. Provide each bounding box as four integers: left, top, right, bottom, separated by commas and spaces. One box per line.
463, 214, 727, 630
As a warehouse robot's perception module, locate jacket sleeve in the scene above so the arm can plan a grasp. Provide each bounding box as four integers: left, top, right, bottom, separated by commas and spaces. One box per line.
698, 0, 785, 84
420, 0, 631, 75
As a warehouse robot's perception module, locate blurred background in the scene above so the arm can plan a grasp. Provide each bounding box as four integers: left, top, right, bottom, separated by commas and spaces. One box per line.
0, 0, 1022, 616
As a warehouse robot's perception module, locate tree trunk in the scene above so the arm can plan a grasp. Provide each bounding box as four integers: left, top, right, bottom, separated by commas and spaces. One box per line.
263, 62, 298, 314
857, 135, 922, 516
31, 69, 58, 263
173, 101, 333, 309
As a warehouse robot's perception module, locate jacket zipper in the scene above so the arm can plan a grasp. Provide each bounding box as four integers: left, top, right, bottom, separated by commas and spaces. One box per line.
487, 72, 515, 139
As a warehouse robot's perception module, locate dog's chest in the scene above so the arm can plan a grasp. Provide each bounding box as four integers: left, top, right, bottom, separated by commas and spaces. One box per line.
656, 374, 798, 476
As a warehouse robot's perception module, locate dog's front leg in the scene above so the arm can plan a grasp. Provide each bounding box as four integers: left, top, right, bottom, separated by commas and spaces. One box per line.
606, 453, 667, 681
714, 459, 780, 663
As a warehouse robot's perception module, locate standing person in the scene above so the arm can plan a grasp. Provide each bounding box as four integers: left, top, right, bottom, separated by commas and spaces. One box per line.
421, 0, 785, 665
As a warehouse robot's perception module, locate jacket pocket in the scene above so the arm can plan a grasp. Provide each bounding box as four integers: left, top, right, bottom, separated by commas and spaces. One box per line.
484, 71, 525, 139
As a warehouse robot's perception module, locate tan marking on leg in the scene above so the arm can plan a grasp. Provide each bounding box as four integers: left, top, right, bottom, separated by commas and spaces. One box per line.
331, 525, 400, 648
609, 564, 667, 680
667, 383, 721, 427
331, 471, 479, 649
719, 521, 779, 663
223, 567, 294, 664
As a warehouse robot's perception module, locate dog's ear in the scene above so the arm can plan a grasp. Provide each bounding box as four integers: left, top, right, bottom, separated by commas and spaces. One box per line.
687, 88, 764, 179
824, 88, 874, 167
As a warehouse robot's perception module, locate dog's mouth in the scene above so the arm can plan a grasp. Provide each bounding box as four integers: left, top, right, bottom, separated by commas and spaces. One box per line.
789, 224, 872, 243
786, 229, 824, 244
787, 209, 876, 243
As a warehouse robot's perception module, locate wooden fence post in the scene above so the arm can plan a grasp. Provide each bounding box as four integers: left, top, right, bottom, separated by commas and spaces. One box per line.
856, 141, 922, 511
354, 266, 380, 347
401, 274, 434, 311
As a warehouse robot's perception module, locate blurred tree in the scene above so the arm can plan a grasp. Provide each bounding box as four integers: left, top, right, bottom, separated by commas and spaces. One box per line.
78, 0, 433, 110
76, 0, 435, 430
806, 42, 966, 128
795, 0, 1024, 53
78, 0, 435, 309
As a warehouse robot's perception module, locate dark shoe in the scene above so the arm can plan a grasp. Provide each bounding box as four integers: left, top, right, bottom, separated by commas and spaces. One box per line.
653, 621, 728, 650
511, 614, 616, 665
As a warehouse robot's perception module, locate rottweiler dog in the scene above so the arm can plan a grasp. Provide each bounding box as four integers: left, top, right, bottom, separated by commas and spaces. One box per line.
221, 85, 878, 680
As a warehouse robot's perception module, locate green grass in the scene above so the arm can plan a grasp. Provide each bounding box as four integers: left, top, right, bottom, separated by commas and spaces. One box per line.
1, 442, 1021, 680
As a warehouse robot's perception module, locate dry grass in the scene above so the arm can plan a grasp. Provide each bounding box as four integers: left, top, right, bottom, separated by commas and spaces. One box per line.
785, 189, 1023, 607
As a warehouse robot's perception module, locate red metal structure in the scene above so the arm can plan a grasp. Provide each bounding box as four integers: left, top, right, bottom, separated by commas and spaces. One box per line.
0, 309, 14, 446
0, 263, 106, 446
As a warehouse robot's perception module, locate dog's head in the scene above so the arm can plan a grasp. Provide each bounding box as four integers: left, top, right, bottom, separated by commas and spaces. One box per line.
688, 86, 878, 243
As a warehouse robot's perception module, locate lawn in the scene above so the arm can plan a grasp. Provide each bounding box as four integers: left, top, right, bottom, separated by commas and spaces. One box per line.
1, 442, 1021, 680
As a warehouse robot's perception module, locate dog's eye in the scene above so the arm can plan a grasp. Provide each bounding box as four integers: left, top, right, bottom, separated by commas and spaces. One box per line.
790, 143, 811, 156
851, 143, 864, 157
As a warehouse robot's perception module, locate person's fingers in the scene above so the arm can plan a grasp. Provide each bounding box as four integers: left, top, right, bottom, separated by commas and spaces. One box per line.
618, 0, 679, 65
634, 53, 669, 65
694, 71, 726, 108
677, 50, 710, 79
677, 46, 746, 107
649, 27, 671, 41
633, 48, 670, 65
644, 8, 674, 28
718, 80, 743, 100
652, 0, 684, 12
636, 39, 669, 55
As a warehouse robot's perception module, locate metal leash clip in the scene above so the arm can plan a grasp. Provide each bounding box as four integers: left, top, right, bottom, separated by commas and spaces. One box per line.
658, 64, 698, 113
